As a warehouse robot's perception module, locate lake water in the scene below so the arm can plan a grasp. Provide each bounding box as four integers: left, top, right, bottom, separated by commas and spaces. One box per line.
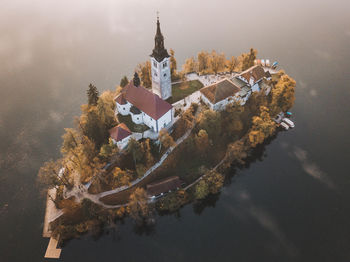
1, 0, 350, 261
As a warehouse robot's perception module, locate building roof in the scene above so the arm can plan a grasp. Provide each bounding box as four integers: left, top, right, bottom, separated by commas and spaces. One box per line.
115, 94, 127, 105
130, 105, 141, 115
109, 123, 131, 142
200, 78, 241, 104
146, 176, 183, 196
115, 82, 172, 120
230, 77, 249, 88
150, 17, 170, 62
238, 65, 266, 84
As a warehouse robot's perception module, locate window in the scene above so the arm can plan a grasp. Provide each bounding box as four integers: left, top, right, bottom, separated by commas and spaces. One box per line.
123, 107, 125, 110
163, 61, 167, 68
163, 73, 166, 77
153, 70, 158, 77
153, 61, 157, 68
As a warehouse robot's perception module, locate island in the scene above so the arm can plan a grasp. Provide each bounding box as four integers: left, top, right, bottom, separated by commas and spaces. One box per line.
39, 16, 296, 257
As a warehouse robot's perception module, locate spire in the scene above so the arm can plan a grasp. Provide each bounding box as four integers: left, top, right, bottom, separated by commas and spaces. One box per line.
150, 13, 170, 62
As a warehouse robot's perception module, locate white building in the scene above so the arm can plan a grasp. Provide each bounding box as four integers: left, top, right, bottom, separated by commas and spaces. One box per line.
236, 65, 267, 93
115, 81, 173, 134
109, 123, 132, 149
150, 17, 172, 100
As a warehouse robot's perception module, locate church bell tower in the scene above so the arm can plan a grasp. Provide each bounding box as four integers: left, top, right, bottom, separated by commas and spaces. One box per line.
150, 15, 172, 100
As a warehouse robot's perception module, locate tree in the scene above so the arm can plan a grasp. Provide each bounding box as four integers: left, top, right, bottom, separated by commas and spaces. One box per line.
224, 140, 248, 166
61, 128, 80, 156
198, 109, 221, 139
226, 56, 237, 73
128, 188, 150, 224
183, 57, 197, 73
127, 138, 143, 165
204, 170, 224, 194
236, 48, 257, 71
248, 106, 276, 147
209, 50, 226, 74
194, 179, 209, 200
169, 48, 177, 75
133, 72, 141, 87
99, 138, 119, 160
159, 129, 175, 150
137, 61, 152, 88
195, 129, 209, 153
38, 159, 71, 189
197, 51, 210, 74
270, 73, 296, 115
120, 76, 129, 87
140, 139, 154, 167
87, 84, 99, 106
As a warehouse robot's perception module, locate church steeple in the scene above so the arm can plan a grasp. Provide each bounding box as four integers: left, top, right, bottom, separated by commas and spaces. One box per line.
151, 14, 169, 62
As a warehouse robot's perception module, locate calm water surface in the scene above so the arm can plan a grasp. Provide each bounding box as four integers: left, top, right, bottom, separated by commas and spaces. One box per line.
1, 0, 350, 261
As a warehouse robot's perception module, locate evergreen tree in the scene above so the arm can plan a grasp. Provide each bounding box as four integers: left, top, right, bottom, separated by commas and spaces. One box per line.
133, 72, 141, 87
87, 84, 99, 106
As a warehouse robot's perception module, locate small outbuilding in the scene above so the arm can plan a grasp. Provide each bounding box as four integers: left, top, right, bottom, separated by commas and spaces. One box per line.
109, 123, 132, 149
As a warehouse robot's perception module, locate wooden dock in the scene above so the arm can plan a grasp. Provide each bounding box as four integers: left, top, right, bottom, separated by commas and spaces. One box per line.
44, 237, 62, 259
43, 188, 63, 259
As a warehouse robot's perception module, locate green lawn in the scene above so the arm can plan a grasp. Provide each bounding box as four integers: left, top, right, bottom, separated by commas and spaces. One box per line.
117, 114, 149, 133
167, 80, 203, 104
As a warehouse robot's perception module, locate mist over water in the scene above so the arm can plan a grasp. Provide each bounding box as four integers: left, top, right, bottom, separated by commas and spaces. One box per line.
1, 0, 350, 261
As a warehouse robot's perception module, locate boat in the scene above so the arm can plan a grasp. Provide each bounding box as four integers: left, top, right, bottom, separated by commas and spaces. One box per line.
272, 61, 278, 69
286, 111, 292, 116
282, 118, 295, 128
280, 122, 289, 130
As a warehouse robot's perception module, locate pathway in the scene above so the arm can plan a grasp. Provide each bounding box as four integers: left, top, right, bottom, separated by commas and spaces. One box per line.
61, 108, 199, 209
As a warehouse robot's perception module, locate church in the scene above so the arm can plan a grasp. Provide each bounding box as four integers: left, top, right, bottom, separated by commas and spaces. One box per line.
113, 16, 173, 140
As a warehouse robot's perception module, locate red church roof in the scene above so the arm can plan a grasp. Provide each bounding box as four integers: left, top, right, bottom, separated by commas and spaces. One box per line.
115, 82, 172, 120
109, 123, 131, 142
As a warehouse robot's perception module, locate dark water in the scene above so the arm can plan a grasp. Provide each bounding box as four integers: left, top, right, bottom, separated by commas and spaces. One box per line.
1, 0, 350, 261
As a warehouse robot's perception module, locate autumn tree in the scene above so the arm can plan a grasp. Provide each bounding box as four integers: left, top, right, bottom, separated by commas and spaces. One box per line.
194, 179, 209, 200
198, 109, 221, 139
127, 138, 143, 166
169, 48, 177, 76
236, 48, 257, 71
270, 73, 296, 115
87, 84, 99, 106
99, 138, 119, 160
140, 139, 154, 167
137, 61, 152, 88
208, 50, 226, 74
226, 56, 237, 73
120, 76, 129, 87
224, 140, 248, 167
37, 159, 71, 189
248, 106, 276, 147
195, 129, 209, 153
128, 188, 151, 224
159, 129, 175, 150
197, 51, 210, 74
204, 170, 224, 194
183, 57, 197, 73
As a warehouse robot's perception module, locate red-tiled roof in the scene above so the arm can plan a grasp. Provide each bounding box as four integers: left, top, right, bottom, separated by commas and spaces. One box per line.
200, 78, 241, 104
109, 123, 131, 142
115, 82, 172, 120
238, 65, 265, 84
115, 94, 127, 105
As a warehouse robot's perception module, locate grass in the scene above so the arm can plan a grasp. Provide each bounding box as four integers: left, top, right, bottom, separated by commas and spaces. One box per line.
167, 80, 203, 104
117, 114, 149, 133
